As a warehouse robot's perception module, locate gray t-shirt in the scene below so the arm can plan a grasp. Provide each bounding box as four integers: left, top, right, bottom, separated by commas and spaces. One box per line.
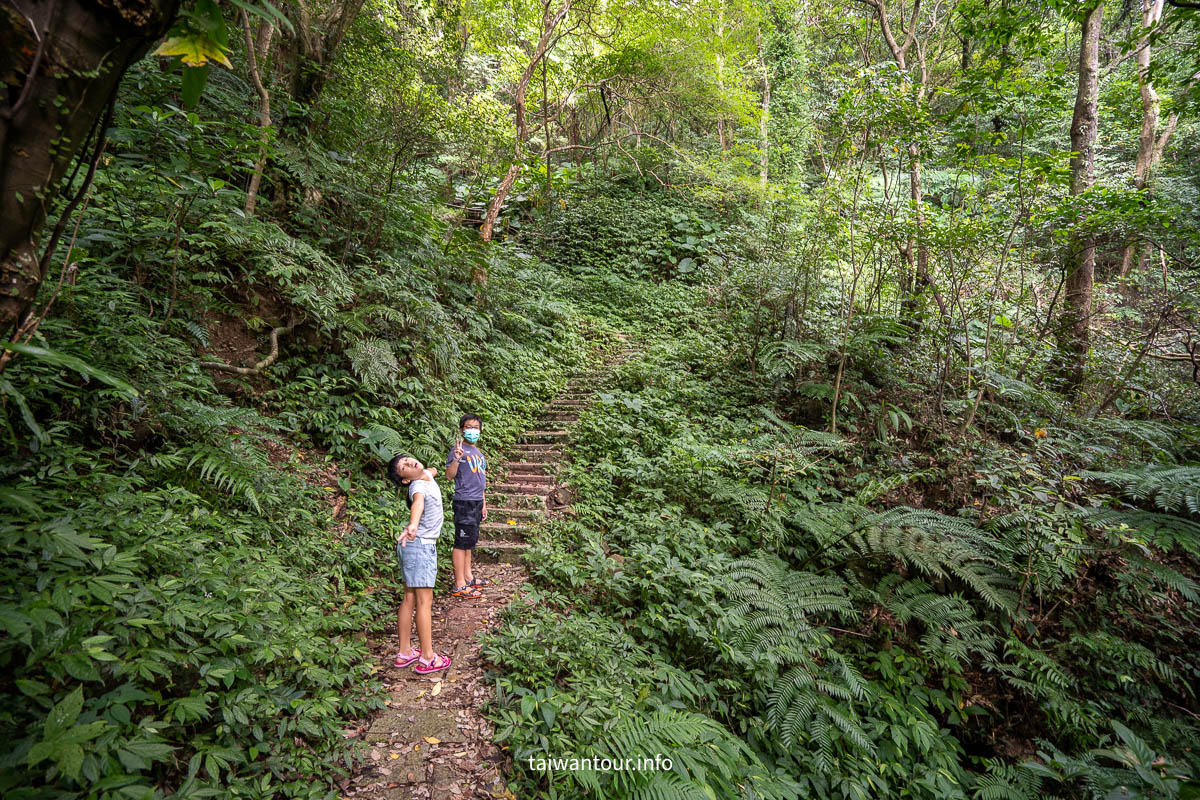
407, 478, 444, 542
446, 444, 487, 501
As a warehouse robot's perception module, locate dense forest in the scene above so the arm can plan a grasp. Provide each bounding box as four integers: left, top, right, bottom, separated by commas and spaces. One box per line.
2, 0, 1199, 797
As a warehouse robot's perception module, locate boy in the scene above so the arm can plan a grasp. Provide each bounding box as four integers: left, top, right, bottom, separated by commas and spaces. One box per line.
388, 455, 451, 674
445, 413, 489, 598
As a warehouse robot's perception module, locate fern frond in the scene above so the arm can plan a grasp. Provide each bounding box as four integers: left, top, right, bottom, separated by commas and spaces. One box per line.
1081, 465, 1200, 516
182, 441, 266, 512
347, 336, 401, 391
1078, 506, 1200, 557
839, 511, 1016, 614
1123, 555, 1200, 602
720, 556, 853, 661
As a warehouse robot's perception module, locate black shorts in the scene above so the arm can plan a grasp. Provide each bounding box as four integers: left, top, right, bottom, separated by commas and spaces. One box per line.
452, 498, 483, 551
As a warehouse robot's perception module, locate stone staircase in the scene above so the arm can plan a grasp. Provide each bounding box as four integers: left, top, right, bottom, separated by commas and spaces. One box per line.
473, 344, 637, 564
348, 337, 639, 799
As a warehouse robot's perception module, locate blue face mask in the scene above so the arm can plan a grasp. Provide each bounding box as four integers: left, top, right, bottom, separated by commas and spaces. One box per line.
463, 429, 480, 443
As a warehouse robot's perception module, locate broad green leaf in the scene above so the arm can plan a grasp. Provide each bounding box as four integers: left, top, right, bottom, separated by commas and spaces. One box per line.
1, 342, 137, 397
152, 34, 233, 68
0, 485, 43, 516
181, 65, 209, 109
0, 377, 48, 444
44, 686, 84, 739
54, 742, 85, 781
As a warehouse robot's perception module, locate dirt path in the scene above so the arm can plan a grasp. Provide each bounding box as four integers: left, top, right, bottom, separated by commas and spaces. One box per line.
343, 341, 636, 800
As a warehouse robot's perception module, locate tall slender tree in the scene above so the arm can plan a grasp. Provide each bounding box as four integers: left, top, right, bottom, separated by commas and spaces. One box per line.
1119, 0, 1180, 277
1061, 0, 1103, 389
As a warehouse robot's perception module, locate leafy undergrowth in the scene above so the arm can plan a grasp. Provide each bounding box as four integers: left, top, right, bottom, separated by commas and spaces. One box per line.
481, 187, 1200, 800
1, 435, 393, 798
0, 63, 588, 798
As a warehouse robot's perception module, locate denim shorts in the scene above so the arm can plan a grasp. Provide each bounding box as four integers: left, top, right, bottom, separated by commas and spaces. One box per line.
396, 539, 438, 588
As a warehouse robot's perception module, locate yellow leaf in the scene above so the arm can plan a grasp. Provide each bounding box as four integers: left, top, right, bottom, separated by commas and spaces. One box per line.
389, 753, 400, 760
153, 34, 233, 68
424, 736, 441, 744
431, 682, 443, 697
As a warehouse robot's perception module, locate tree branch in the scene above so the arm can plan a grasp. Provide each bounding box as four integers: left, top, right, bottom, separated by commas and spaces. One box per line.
200, 320, 296, 375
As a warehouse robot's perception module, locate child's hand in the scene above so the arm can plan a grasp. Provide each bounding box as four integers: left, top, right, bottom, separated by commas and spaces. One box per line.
399, 523, 417, 546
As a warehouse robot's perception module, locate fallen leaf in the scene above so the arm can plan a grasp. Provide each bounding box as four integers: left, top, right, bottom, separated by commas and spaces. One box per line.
432, 682, 443, 697
424, 736, 441, 744
389, 753, 400, 760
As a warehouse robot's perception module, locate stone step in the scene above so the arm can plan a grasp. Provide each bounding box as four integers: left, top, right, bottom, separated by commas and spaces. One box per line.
517, 430, 569, 443
473, 540, 530, 564
502, 456, 559, 469
504, 456, 559, 467
487, 492, 546, 510
497, 472, 553, 485
540, 411, 579, 421
479, 522, 527, 541
492, 483, 552, 497
487, 506, 543, 520
510, 442, 562, 452
504, 462, 551, 473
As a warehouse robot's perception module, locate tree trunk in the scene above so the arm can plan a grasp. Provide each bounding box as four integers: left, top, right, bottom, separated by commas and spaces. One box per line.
1119, 0, 1177, 277
1061, 1, 1102, 389
479, 0, 571, 247
479, 164, 521, 255
242, 10, 275, 216
865, 0, 944, 319
758, 28, 770, 191
280, 0, 365, 128
1, 0, 180, 336
716, 6, 728, 153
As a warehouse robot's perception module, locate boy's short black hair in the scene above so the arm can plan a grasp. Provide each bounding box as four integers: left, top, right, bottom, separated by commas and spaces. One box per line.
387, 454, 414, 488
388, 454, 418, 508
459, 413, 482, 429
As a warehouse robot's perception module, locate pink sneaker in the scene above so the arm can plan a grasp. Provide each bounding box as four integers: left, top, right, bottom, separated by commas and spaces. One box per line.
414, 653, 451, 675
394, 648, 421, 668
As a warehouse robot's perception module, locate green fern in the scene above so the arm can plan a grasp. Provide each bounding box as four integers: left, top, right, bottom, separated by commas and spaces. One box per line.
586, 709, 800, 800
835, 508, 1017, 614
182, 442, 266, 512
971, 760, 1039, 800
872, 575, 997, 664
721, 556, 854, 662
1081, 465, 1200, 516
347, 336, 401, 391
766, 654, 874, 753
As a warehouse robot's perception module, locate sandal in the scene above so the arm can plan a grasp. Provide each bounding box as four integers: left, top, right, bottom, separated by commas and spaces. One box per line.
467, 577, 490, 588
414, 652, 451, 675
451, 585, 484, 599
394, 648, 422, 668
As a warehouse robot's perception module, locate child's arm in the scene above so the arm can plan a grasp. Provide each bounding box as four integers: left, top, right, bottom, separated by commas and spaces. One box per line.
400, 492, 425, 546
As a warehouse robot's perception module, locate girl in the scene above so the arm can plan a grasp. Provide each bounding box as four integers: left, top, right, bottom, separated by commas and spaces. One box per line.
388, 454, 452, 675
